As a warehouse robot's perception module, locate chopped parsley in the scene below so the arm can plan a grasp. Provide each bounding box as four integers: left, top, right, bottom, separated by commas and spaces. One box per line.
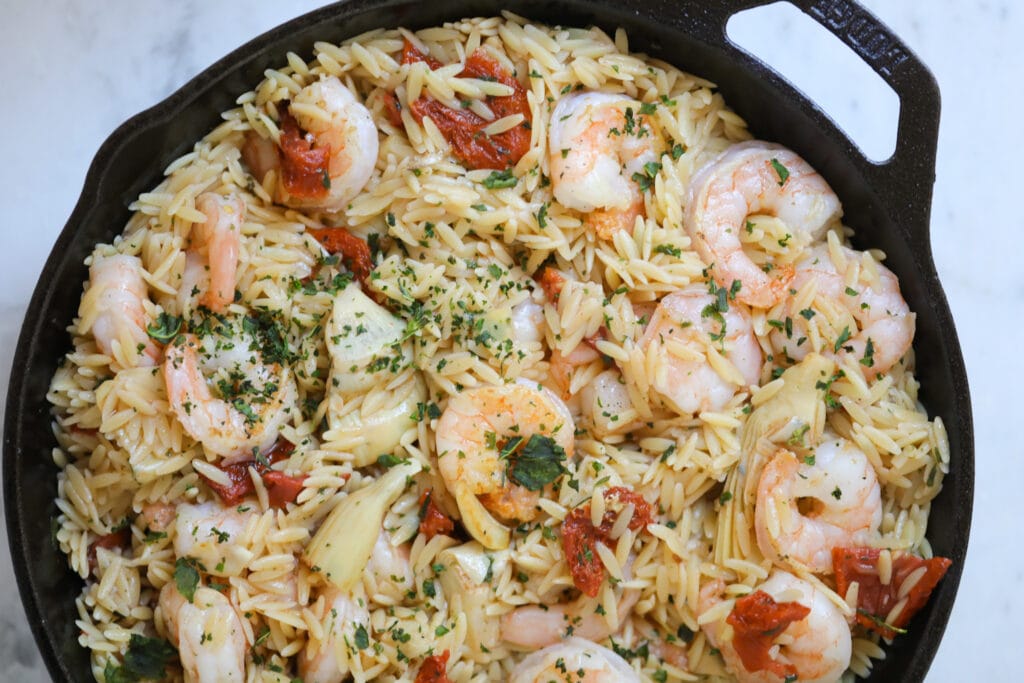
860, 337, 876, 367
631, 160, 662, 192
787, 423, 810, 446
146, 312, 183, 343
770, 157, 790, 186
834, 326, 853, 353
354, 623, 370, 650
501, 434, 567, 491
483, 167, 520, 187
103, 634, 177, 683
654, 244, 681, 257
174, 557, 201, 603
377, 453, 408, 468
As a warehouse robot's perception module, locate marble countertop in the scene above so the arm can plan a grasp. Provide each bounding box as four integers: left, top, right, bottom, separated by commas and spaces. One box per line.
0, 1, 1017, 680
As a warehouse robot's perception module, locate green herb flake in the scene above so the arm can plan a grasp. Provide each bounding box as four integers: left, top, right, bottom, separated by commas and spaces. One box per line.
654, 244, 681, 257
507, 434, 567, 491
787, 423, 810, 446
174, 557, 201, 603
639, 102, 657, 115
857, 609, 908, 635
354, 623, 370, 650
860, 337, 876, 367
832, 486, 843, 500
718, 491, 732, 505
482, 169, 517, 189
799, 308, 816, 320
536, 203, 549, 228
146, 312, 183, 343
770, 157, 790, 185
834, 326, 853, 353
116, 634, 177, 681
377, 453, 407, 468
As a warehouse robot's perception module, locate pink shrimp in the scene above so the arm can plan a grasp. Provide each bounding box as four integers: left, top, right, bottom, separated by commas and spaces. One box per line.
685, 142, 841, 308
188, 192, 245, 313
78, 253, 160, 367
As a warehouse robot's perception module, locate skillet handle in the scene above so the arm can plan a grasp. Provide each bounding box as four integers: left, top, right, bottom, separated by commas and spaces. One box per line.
707, 0, 940, 239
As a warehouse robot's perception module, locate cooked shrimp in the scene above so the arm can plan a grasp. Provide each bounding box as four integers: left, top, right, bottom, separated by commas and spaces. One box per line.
158, 582, 247, 683
298, 585, 371, 683
755, 436, 882, 574
183, 193, 245, 313
578, 368, 638, 438
770, 244, 914, 378
638, 286, 762, 415
78, 253, 160, 367
508, 637, 641, 683
244, 76, 378, 211
501, 582, 639, 649
365, 528, 413, 592
163, 332, 298, 460
173, 501, 256, 578
549, 342, 602, 400
685, 141, 842, 308
699, 571, 851, 683
435, 381, 575, 549
549, 92, 661, 238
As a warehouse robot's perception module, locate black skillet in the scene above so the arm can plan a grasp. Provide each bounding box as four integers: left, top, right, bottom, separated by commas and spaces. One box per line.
4, 0, 973, 680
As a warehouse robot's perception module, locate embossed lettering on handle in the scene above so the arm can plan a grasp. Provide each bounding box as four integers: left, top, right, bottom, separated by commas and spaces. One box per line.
808, 0, 909, 77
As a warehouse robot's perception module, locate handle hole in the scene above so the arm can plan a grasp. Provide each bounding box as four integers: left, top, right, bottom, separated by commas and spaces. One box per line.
726, 1, 899, 163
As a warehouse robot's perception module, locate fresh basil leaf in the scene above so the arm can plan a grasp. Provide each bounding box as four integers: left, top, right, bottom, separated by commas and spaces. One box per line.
507, 434, 566, 491
174, 557, 201, 603
146, 312, 183, 343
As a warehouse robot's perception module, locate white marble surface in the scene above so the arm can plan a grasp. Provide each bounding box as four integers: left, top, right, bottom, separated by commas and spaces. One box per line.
0, 1, 1017, 680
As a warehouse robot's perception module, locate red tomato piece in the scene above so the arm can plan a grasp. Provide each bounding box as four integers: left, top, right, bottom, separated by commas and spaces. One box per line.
414, 650, 451, 683
307, 226, 375, 292
199, 439, 295, 506
400, 39, 443, 69
87, 527, 131, 574
279, 107, 331, 200
562, 486, 653, 597
418, 490, 455, 540
400, 40, 531, 170
833, 546, 952, 638
263, 470, 309, 509
726, 590, 810, 678
382, 91, 404, 128
535, 266, 565, 303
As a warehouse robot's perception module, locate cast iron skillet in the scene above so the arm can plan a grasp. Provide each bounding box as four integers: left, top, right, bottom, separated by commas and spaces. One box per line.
4, 0, 972, 680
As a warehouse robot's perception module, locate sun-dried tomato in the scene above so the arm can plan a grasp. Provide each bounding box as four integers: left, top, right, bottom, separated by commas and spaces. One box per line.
833, 546, 952, 639
200, 438, 295, 507
307, 226, 376, 292
418, 490, 455, 540
535, 266, 565, 304
414, 650, 451, 683
400, 40, 531, 170
562, 486, 653, 597
87, 526, 131, 574
726, 590, 810, 678
263, 470, 309, 509
382, 91, 404, 128
278, 107, 331, 200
